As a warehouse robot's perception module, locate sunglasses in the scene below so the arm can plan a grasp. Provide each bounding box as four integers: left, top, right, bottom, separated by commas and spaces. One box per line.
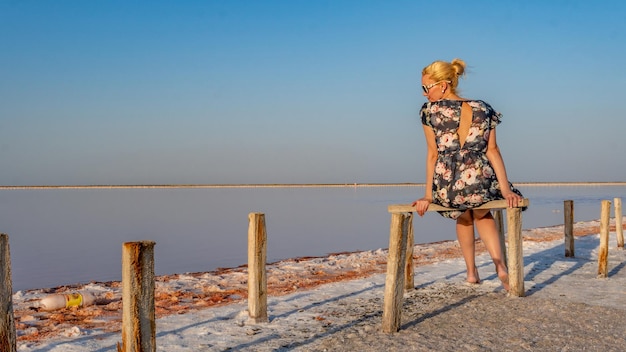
422, 80, 451, 94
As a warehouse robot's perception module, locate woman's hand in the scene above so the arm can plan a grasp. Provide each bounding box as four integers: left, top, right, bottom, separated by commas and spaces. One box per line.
501, 190, 523, 208
411, 197, 432, 217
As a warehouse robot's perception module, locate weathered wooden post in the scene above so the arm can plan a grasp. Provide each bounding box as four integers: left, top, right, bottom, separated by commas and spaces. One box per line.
493, 210, 507, 264
248, 213, 268, 323
404, 213, 414, 291
506, 207, 524, 297
382, 212, 410, 333
1, 234, 17, 352
615, 198, 623, 249
122, 241, 156, 352
598, 200, 611, 278
564, 200, 575, 257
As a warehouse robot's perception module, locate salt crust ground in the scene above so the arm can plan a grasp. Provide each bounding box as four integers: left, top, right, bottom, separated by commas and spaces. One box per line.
12, 219, 626, 351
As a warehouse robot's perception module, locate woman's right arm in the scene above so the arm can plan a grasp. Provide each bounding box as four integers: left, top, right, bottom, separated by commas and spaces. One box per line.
412, 125, 438, 216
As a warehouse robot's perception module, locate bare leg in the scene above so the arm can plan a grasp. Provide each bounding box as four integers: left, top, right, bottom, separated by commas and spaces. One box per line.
456, 211, 480, 284
474, 210, 509, 291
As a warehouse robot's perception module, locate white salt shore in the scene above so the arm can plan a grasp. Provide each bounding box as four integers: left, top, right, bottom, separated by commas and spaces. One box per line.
12, 219, 626, 351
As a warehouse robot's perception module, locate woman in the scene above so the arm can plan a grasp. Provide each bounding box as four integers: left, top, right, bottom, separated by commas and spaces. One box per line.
412, 58, 524, 291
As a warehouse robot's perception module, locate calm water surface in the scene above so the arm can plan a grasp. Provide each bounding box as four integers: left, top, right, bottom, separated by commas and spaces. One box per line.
1, 185, 624, 291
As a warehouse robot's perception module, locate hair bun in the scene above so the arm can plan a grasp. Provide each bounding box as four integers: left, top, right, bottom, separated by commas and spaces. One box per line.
451, 58, 466, 77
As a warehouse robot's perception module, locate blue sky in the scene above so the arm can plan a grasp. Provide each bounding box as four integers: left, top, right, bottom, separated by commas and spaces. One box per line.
1, 0, 625, 185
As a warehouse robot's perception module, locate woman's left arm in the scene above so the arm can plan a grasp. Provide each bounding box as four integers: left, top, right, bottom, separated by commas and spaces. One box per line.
485, 128, 522, 207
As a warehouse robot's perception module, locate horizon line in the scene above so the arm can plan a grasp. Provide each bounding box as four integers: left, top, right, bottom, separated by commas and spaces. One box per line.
1, 181, 626, 190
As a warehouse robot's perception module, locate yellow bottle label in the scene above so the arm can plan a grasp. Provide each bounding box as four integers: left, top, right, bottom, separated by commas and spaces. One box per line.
65, 293, 83, 308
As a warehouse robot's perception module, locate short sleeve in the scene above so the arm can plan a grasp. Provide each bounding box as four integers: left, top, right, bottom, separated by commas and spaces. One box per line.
484, 102, 502, 129
420, 102, 432, 127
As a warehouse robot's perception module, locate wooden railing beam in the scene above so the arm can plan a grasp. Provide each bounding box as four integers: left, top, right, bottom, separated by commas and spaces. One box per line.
388, 198, 529, 213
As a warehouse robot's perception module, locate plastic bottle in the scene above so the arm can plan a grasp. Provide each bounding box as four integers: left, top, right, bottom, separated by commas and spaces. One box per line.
37, 291, 96, 311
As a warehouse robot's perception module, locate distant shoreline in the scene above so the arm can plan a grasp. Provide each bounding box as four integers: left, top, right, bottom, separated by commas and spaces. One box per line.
1, 182, 626, 190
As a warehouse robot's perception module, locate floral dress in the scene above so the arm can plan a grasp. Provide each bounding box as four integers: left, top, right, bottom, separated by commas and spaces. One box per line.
420, 99, 523, 219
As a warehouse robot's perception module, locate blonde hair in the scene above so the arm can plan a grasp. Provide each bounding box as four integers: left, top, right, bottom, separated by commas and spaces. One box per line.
422, 58, 466, 94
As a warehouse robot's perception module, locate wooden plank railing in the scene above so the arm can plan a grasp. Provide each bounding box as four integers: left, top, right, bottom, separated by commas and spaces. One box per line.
382, 198, 529, 333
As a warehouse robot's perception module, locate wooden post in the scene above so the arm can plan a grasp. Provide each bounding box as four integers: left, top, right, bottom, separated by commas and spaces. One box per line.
404, 213, 414, 291
494, 210, 507, 265
122, 241, 156, 352
598, 200, 611, 278
382, 213, 409, 333
248, 213, 268, 323
564, 200, 575, 257
615, 198, 624, 249
0, 234, 17, 352
506, 207, 524, 297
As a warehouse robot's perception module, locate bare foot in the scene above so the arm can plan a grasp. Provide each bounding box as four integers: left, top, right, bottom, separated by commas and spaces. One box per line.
498, 270, 510, 291
466, 267, 480, 284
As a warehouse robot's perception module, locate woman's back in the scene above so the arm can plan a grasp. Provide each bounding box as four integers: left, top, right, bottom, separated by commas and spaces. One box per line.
420, 99, 508, 218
